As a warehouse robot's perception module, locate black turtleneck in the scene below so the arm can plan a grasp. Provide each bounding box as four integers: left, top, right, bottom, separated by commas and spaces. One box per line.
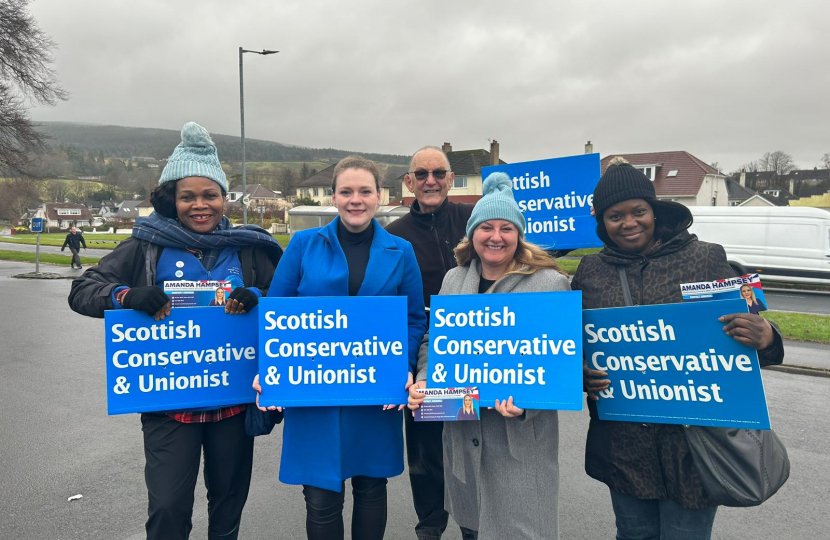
337, 220, 374, 296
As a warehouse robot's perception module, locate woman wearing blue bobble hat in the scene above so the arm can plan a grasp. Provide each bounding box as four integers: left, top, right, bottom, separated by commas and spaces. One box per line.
69, 122, 283, 540
408, 172, 571, 540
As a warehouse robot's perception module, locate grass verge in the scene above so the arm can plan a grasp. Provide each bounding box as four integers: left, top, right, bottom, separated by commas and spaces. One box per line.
0, 249, 100, 266
762, 311, 830, 344
0, 234, 129, 248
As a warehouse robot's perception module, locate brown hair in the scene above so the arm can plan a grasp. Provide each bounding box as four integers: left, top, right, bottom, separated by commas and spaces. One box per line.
332, 155, 381, 192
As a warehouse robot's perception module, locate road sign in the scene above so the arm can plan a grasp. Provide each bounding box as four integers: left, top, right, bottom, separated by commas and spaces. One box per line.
31, 218, 43, 233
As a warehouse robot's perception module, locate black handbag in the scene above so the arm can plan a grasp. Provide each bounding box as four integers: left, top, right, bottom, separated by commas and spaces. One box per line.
684, 425, 790, 507
615, 266, 790, 507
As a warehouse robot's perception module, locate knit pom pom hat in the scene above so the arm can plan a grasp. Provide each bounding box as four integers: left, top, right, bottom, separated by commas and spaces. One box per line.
466, 172, 525, 239
158, 122, 228, 192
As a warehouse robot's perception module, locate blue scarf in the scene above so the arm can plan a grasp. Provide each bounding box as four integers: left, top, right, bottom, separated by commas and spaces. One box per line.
132, 212, 281, 270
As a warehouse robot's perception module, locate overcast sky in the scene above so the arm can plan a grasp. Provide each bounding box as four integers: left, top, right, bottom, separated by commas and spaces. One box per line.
29, 0, 829, 172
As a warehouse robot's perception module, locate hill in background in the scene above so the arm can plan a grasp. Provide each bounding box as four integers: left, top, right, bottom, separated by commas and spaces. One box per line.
35, 122, 410, 165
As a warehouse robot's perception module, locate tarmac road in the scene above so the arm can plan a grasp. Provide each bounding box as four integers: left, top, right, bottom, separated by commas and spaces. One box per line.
0, 268, 828, 539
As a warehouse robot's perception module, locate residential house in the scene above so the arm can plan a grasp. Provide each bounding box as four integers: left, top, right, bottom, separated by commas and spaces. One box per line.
227, 183, 283, 204
34, 203, 94, 230
137, 199, 154, 218
115, 200, 143, 223
739, 168, 830, 196
99, 200, 120, 222
600, 151, 729, 207
725, 178, 756, 206
400, 140, 507, 206
294, 166, 401, 206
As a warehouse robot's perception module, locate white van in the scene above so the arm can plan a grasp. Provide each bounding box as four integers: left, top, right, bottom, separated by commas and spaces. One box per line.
687, 206, 830, 284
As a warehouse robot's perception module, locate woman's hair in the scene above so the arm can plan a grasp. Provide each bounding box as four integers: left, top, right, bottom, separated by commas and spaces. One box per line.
453, 228, 566, 286
332, 155, 381, 191
215, 287, 226, 296
741, 284, 758, 303
150, 179, 227, 219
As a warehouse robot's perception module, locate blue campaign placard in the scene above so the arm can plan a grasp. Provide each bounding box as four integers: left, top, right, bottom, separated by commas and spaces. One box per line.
582, 299, 771, 429
104, 307, 259, 415
482, 153, 602, 250
424, 291, 584, 410
257, 296, 410, 407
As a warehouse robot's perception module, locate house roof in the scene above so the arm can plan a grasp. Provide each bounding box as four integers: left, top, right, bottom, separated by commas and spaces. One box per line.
44, 203, 94, 221
601, 151, 721, 197
295, 165, 336, 188
136, 199, 153, 208
725, 178, 755, 201
116, 200, 142, 217
447, 149, 506, 176
295, 164, 399, 189
228, 183, 282, 199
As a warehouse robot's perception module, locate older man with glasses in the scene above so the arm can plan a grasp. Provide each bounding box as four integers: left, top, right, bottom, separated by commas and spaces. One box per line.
386, 146, 476, 540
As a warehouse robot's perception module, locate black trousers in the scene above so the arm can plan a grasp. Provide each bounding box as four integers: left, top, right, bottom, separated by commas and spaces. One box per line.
140, 412, 254, 540
302, 476, 388, 540
69, 246, 81, 267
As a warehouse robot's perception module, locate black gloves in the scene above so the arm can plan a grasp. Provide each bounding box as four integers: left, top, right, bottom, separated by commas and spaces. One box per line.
228, 287, 259, 311
121, 286, 170, 316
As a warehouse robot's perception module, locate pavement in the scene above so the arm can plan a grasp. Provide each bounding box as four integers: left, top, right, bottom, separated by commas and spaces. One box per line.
0, 240, 114, 258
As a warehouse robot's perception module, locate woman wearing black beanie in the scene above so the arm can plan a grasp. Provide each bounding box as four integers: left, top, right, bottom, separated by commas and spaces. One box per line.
571, 157, 785, 539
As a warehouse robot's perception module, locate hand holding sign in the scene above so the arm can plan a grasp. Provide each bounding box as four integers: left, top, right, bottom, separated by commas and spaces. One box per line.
583, 362, 610, 402
719, 313, 774, 349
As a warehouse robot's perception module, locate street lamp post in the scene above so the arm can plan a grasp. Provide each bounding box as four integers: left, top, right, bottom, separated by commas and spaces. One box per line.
239, 47, 278, 225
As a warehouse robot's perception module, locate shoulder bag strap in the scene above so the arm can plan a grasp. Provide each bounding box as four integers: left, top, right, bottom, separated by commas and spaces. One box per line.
617, 266, 634, 307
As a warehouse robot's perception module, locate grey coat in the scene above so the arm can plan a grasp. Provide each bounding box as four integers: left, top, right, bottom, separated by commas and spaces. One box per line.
415, 260, 571, 540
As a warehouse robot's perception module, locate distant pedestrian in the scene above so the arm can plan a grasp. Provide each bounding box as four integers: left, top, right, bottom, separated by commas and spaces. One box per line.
61, 226, 87, 269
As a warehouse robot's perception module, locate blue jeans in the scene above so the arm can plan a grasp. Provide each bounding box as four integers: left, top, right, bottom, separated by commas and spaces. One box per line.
609, 490, 718, 540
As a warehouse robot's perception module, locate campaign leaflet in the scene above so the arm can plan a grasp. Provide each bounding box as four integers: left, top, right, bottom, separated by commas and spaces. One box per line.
413, 387, 480, 422
681, 273, 768, 314
164, 280, 233, 308
582, 299, 771, 429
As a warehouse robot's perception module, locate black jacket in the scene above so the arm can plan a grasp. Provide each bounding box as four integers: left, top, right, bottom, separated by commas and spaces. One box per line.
61, 232, 87, 251
68, 237, 282, 318
385, 199, 474, 313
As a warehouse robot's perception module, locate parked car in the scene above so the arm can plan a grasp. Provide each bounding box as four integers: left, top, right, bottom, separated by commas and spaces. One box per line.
688, 206, 830, 284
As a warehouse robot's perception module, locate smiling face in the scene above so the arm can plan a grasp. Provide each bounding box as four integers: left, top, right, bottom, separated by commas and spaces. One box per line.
472, 219, 519, 279
602, 199, 656, 254
332, 168, 381, 233
405, 148, 453, 214
216, 288, 226, 302
175, 176, 224, 233
741, 285, 753, 299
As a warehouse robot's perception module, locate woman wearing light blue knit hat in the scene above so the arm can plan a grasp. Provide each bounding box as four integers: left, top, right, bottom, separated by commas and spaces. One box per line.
68, 122, 283, 540
407, 172, 572, 539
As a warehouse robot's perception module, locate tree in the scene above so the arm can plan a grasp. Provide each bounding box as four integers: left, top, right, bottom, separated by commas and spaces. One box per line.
757, 151, 796, 190
295, 196, 320, 206
822, 153, 830, 170
0, 177, 40, 220
0, 0, 68, 176
300, 162, 310, 180
278, 167, 299, 198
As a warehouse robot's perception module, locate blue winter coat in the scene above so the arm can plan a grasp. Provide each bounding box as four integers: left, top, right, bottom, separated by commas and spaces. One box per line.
267, 217, 427, 491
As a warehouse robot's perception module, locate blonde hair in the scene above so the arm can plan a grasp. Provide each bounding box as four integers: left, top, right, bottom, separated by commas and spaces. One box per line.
453, 232, 566, 290
741, 284, 758, 303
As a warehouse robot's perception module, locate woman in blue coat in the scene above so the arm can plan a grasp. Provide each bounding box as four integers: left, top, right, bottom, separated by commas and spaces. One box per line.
257, 155, 426, 540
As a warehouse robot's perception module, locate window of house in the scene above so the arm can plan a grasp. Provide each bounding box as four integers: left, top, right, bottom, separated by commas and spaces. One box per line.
57, 209, 81, 216
667, 170, 678, 177
313, 187, 319, 197
635, 167, 656, 181
453, 176, 467, 189
324, 187, 332, 196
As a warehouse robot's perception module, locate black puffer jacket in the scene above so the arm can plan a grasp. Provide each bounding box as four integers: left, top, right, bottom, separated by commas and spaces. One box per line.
571, 228, 784, 508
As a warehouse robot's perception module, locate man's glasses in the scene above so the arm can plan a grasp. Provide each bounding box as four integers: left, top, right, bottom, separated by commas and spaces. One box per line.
409, 169, 449, 181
